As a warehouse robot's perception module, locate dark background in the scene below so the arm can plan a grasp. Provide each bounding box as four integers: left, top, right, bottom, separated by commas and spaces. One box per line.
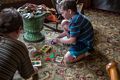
0, 0, 120, 13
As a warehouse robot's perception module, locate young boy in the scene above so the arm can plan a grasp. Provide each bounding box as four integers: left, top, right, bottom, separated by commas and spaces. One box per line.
54, 0, 94, 66
0, 8, 38, 79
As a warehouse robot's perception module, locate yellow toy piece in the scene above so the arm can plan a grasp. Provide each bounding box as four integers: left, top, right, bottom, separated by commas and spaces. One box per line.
40, 45, 52, 53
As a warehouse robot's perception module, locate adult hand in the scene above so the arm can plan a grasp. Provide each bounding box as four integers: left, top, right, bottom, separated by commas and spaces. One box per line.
33, 66, 38, 74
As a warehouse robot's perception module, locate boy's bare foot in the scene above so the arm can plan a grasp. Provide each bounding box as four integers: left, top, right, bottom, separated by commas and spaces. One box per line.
70, 52, 91, 63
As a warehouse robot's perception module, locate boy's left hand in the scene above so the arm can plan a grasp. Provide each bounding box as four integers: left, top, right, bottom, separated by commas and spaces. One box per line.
55, 38, 61, 43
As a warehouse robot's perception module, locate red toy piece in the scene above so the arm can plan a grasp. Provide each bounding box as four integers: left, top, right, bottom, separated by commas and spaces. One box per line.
52, 49, 56, 53
45, 57, 51, 61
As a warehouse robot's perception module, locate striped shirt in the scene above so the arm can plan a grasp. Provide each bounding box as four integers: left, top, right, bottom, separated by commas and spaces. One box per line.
0, 35, 35, 80
68, 12, 94, 57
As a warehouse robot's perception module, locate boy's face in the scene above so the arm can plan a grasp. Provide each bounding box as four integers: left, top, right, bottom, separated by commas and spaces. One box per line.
60, 7, 71, 19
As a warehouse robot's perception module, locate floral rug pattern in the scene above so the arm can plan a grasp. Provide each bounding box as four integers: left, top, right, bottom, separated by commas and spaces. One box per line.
14, 9, 120, 80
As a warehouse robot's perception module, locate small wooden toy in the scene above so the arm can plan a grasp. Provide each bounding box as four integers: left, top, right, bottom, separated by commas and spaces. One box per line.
40, 45, 52, 53
31, 58, 42, 67
50, 53, 55, 58
45, 57, 51, 61
27, 45, 41, 58
55, 56, 63, 63
32, 61, 41, 67
31, 51, 41, 58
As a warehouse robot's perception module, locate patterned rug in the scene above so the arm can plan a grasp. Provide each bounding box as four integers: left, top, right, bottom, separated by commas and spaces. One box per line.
14, 9, 120, 80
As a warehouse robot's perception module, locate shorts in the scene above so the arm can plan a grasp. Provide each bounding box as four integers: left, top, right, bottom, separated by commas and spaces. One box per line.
66, 51, 90, 59
69, 46, 90, 58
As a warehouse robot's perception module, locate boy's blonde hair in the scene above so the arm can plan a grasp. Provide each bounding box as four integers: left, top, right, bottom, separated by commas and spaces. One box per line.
61, 19, 70, 27
61, 19, 70, 31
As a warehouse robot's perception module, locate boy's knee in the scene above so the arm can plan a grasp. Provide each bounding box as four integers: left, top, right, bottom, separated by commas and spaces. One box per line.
63, 58, 71, 64
63, 55, 68, 62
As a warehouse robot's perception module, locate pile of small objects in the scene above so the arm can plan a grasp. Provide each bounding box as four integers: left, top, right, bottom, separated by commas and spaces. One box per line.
17, 3, 51, 19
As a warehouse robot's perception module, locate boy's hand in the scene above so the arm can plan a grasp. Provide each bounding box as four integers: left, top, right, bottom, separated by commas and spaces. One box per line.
56, 38, 61, 43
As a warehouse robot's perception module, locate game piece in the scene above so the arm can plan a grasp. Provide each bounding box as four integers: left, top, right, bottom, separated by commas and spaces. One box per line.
31, 58, 42, 67
45, 57, 51, 61
31, 50, 42, 58
50, 53, 55, 58
32, 61, 41, 67
40, 45, 52, 53
55, 56, 63, 63
27, 46, 39, 58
